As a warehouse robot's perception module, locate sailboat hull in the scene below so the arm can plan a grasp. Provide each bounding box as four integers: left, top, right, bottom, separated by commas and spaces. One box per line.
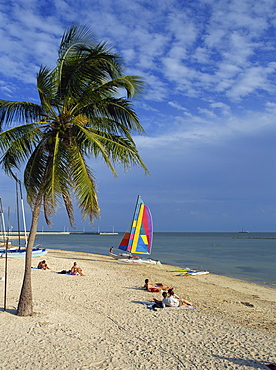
117, 258, 160, 265
109, 252, 132, 260
0, 248, 47, 258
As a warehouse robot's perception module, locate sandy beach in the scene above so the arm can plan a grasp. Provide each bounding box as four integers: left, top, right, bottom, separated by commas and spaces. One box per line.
0, 249, 275, 369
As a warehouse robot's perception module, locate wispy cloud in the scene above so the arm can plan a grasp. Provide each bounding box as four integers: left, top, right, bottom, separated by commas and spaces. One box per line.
1, 0, 276, 231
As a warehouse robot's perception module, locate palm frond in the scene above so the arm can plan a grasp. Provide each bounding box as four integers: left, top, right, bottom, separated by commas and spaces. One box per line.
72, 122, 148, 173
37, 66, 59, 118
24, 140, 49, 205
41, 134, 73, 224
72, 122, 117, 175
70, 75, 145, 118
97, 75, 145, 98
59, 24, 96, 60
69, 147, 100, 222
56, 39, 124, 102
0, 123, 41, 177
81, 97, 145, 134
0, 100, 43, 129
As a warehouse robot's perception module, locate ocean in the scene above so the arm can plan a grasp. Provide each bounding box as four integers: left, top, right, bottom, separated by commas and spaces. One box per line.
35, 232, 276, 288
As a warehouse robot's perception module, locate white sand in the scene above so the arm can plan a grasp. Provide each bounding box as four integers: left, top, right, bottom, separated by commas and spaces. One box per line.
0, 249, 275, 369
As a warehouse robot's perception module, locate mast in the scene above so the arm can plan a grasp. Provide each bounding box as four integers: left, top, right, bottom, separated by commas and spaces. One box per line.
0, 198, 7, 242
19, 180, 28, 247
7, 206, 10, 237
16, 179, 21, 250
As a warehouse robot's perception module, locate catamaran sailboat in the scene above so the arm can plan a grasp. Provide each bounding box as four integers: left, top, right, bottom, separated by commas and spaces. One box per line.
110, 195, 160, 265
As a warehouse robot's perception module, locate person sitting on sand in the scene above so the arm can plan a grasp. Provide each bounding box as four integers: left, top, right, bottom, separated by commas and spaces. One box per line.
152, 292, 168, 310
153, 289, 192, 306
161, 291, 182, 308
71, 262, 85, 276
37, 260, 50, 270
162, 289, 192, 308
143, 279, 172, 292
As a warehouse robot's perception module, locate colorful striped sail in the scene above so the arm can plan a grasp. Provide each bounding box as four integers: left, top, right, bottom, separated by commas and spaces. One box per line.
118, 196, 153, 254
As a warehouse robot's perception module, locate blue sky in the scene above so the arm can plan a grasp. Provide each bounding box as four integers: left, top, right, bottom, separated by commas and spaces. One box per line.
0, 0, 276, 232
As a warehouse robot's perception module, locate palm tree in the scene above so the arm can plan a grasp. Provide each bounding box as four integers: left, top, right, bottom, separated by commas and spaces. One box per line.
0, 24, 148, 316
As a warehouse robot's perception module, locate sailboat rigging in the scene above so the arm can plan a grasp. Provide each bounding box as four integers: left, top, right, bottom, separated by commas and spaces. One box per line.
0, 179, 47, 258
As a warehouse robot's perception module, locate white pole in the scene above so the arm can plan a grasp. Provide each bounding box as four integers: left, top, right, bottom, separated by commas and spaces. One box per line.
0, 198, 7, 240
19, 181, 28, 248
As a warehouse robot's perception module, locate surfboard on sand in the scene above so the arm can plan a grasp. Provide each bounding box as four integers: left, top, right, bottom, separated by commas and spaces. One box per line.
175, 270, 209, 276
167, 268, 192, 272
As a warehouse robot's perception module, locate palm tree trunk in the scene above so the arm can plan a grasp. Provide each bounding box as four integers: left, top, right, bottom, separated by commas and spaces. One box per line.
17, 194, 42, 316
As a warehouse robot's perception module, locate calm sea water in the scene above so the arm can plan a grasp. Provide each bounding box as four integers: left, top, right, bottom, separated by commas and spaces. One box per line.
35, 232, 276, 288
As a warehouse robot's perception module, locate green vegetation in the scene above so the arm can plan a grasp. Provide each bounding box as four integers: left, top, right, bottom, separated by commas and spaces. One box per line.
0, 24, 148, 316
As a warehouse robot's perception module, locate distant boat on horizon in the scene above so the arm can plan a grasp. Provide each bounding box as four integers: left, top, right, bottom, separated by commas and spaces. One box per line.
239, 229, 249, 233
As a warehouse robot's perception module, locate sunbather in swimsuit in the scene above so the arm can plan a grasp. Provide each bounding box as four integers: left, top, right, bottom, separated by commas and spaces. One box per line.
143, 279, 172, 292
70, 262, 85, 276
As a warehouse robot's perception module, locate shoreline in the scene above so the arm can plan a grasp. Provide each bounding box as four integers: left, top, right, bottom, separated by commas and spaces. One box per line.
48, 249, 276, 290
0, 249, 275, 369
3, 231, 275, 288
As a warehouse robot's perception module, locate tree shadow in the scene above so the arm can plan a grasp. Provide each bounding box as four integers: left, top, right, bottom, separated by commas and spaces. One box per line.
212, 355, 270, 369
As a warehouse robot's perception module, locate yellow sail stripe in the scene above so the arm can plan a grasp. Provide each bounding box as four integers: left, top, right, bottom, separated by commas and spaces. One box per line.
132, 204, 144, 252
141, 235, 148, 244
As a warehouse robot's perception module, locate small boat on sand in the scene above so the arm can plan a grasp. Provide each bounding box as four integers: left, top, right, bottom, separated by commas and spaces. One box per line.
0, 247, 47, 258
175, 270, 209, 276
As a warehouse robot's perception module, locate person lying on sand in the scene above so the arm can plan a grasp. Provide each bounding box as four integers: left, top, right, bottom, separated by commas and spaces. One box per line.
71, 262, 85, 276
153, 288, 192, 306
37, 260, 50, 270
144, 279, 172, 292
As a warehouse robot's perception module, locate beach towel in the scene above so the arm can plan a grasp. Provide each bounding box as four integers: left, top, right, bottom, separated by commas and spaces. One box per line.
58, 270, 80, 276
141, 302, 196, 311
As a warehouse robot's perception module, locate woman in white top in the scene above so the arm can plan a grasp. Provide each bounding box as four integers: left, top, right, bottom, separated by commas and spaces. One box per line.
162, 294, 182, 308
167, 289, 193, 306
